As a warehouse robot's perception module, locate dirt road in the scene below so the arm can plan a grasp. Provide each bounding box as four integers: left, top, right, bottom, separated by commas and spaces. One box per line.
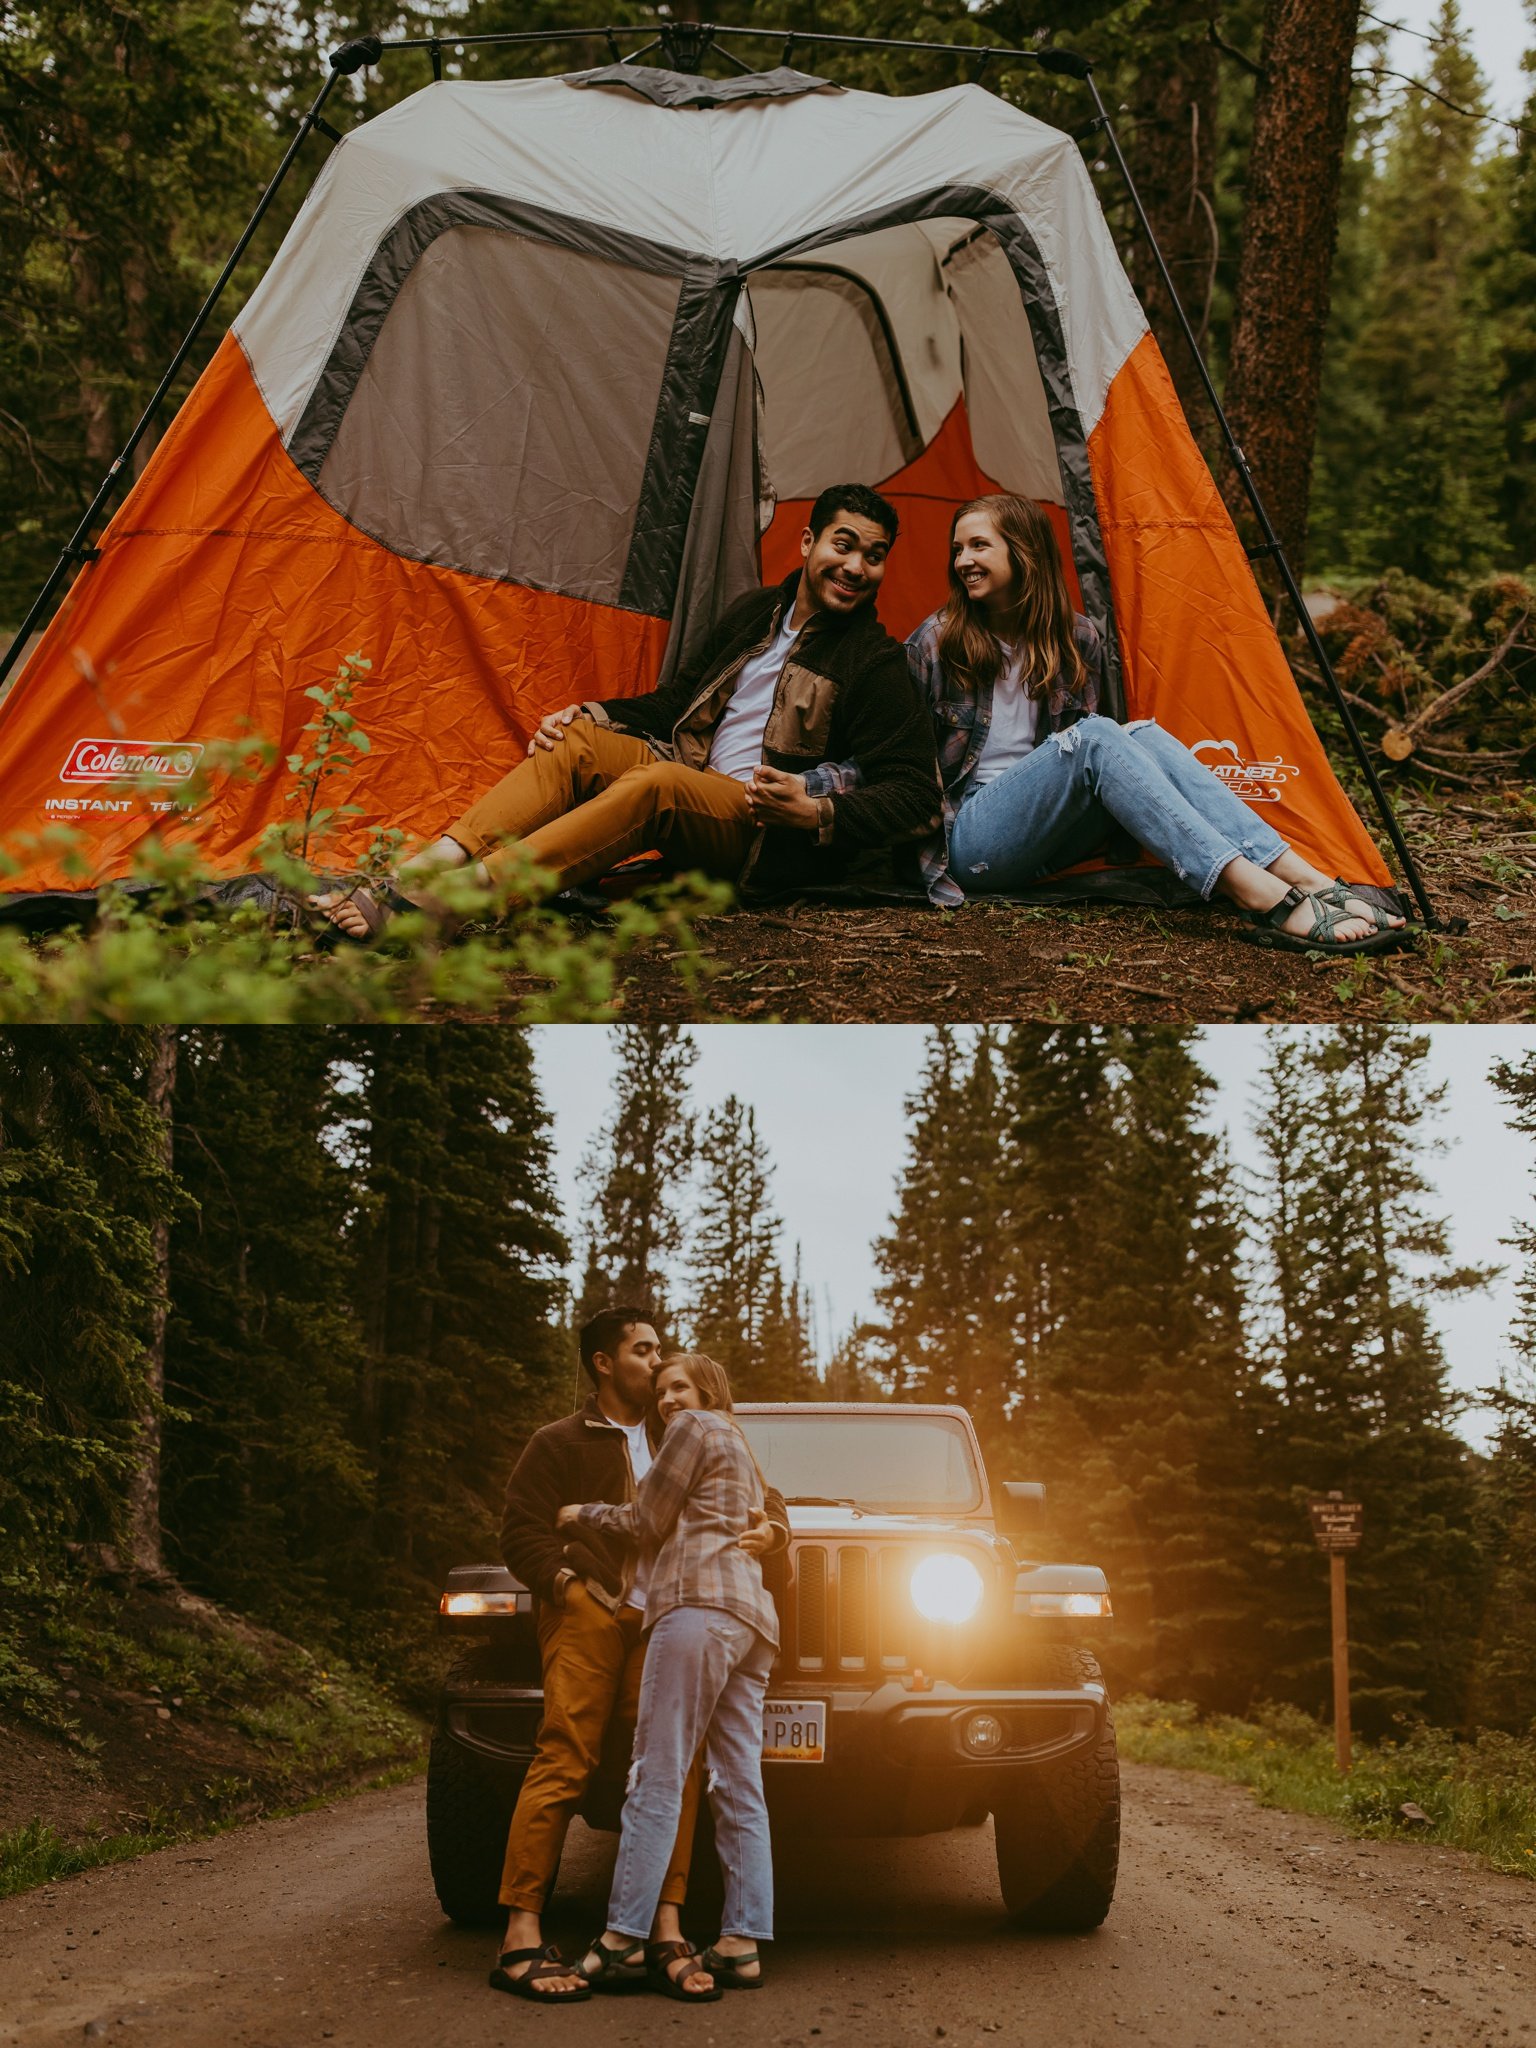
2, 1762, 1531, 2047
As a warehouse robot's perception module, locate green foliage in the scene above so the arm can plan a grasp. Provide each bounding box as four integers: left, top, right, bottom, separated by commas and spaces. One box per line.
1118, 1697, 1536, 1879
1247, 1027, 1491, 1729
1311, 4, 1510, 579
576, 1025, 699, 1337
0, 1033, 177, 1568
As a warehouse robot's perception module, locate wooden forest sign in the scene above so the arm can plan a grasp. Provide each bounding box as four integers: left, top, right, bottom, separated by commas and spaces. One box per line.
1308, 1495, 1364, 1552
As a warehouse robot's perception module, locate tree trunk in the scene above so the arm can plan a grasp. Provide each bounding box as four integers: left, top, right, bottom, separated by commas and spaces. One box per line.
1223, 0, 1361, 571
125, 1026, 177, 1579
1119, 6, 1221, 443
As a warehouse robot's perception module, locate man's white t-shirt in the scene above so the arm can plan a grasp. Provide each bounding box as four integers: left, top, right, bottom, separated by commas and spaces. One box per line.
707, 613, 798, 783
971, 645, 1040, 788
617, 1417, 653, 1611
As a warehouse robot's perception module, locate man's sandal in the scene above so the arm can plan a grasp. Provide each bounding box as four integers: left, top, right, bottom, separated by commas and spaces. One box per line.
308, 880, 415, 947
487, 1944, 592, 2001
646, 1939, 723, 2002
698, 1943, 763, 1990
1241, 885, 1406, 958
577, 1933, 649, 1992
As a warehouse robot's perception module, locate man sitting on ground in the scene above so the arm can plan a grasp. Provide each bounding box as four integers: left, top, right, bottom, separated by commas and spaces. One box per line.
317, 485, 939, 938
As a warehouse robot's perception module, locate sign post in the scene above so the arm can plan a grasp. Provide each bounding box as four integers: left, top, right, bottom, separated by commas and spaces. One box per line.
1307, 1492, 1363, 1773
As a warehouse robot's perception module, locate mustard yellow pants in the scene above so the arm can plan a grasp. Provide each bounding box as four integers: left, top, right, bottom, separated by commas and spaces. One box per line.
447, 717, 754, 895
498, 1585, 701, 1912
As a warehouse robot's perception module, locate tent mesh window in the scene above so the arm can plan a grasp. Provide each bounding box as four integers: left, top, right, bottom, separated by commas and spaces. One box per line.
315, 228, 683, 604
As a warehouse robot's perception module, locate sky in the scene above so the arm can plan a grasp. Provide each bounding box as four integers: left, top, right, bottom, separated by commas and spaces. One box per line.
1385, 0, 1528, 121
530, 1026, 1533, 1452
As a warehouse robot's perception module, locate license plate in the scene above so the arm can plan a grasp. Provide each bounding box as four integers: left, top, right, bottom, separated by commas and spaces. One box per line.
762, 1698, 825, 1763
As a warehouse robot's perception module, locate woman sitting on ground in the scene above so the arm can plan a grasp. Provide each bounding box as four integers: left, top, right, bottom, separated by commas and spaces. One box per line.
554, 1354, 777, 2003
902, 492, 1406, 952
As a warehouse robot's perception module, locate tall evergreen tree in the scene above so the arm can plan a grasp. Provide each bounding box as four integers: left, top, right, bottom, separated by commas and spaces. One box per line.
688, 1094, 783, 1393
1475, 1051, 1536, 1729
348, 1028, 569, 1626
875, 1029, 1015, 1446
1248, 1026, 1490, 1728
575, 1025, 697, 1337
1315, 3, 1507, 578
0, 1030, 175, 1579
160, 1030, 371, 1633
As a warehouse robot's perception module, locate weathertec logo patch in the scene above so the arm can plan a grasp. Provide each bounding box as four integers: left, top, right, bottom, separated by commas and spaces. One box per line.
60, 739, 204, 786
1191, 738, 1300, 804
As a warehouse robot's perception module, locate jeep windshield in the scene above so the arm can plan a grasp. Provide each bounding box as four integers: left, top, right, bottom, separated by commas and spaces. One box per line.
735, 1412, 983, 1513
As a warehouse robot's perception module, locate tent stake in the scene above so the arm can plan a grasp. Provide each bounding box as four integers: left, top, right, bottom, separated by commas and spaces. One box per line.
0, 66, 343, 697
1083, 72, 1435, 926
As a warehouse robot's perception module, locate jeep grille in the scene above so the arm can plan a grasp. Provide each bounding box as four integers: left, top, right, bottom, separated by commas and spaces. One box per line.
764, 1540, 993, 1680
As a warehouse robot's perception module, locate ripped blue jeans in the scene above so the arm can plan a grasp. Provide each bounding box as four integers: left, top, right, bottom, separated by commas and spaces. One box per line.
607, 1605, 775, 1942
947, 715, 1290, 899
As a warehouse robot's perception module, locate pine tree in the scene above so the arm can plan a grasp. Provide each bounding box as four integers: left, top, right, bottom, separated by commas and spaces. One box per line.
1248, 1026, 1490, 1728
1326, 3, 1508, 577
1484, 31, 1536, 563
0, 1030, 175, 1579
1474, 1052, 1536, 1729
160, 1029, 372, 1633
688, 1095, 782, 1393
349, 1028, 569, 1629
576, 1025, 697, 1338
1010, 1029, 1259, 1705
875, 1029, 1015, 1446
756, 1247, 818, 1401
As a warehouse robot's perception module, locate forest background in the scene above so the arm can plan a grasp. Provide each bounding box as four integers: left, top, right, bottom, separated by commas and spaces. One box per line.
3, 1021, 1535, 1756
4, 0, 1536, 628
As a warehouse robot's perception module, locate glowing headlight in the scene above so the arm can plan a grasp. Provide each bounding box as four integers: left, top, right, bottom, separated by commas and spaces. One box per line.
441, 1591, 523, 1616
909, 1552, 985, 1624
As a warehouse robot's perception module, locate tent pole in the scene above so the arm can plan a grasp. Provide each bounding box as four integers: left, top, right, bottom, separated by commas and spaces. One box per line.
0, 66, 344, 697
1082, 73, 1435, 925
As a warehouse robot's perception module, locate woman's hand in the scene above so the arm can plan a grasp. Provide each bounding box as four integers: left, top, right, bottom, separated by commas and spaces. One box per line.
737, 1512, 775, 1558
555, 1503, 584, 1531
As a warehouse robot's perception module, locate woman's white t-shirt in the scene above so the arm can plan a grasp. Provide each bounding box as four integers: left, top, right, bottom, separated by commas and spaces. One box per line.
971, 644, 1039, 788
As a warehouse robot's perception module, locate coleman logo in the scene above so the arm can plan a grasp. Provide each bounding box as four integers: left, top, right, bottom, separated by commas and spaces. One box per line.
1191, 738, 1300, 803
60, 739, 204, 785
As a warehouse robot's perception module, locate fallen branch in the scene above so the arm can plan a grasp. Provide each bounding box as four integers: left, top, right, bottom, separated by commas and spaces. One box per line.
1381, 611, 1528, 758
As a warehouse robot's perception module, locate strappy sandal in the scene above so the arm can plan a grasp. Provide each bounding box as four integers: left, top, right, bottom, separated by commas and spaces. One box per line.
577, 1933, 649, 1993
646, 1938, 723, 2002
308, 879, 416, 947
1240, 885, 1406, 957
487, 1943, 592, 2001
1314, 879, 1409, 937
699, 1943, 763, 1990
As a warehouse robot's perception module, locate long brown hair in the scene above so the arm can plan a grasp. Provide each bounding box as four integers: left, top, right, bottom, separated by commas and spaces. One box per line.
650, 1352, 767, 1501
936, 493, 1087, 703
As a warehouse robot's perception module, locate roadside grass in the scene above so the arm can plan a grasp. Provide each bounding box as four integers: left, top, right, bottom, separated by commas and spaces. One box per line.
0, 1756, 427, 1901
1119, 1697, 1536, 1879
0, 1576, 428, 1900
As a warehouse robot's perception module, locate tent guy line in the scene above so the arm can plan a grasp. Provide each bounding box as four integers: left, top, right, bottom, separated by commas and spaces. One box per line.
0, 26, 1432, 927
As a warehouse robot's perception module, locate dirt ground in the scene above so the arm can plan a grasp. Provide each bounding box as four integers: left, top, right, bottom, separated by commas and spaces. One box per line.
514, 793, 1536, 1024
2, 1760, 1531, 2047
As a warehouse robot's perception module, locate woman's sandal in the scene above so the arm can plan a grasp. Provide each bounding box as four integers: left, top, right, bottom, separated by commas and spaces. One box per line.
1241, 885, 1407, 958
1315, 878, 1409, 937
487, 1943, 592, 2001
646, 1938, 724, 2002
577, 1933, 649, 1993
699, 1943, 763, 1990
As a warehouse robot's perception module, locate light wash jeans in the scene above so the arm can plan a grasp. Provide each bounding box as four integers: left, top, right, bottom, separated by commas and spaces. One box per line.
948, 715, 1290, 899
607, 1605, 775, 1943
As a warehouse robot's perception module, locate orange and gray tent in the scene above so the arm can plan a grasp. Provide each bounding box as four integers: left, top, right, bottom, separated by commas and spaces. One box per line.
0, 56, 1409, 914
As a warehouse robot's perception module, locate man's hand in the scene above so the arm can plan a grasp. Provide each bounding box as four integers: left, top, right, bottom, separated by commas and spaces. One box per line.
738, 1512, 775, 1558
554, 1503, 584, 1531
746, 765, 821, 832
528, 704, 585, 755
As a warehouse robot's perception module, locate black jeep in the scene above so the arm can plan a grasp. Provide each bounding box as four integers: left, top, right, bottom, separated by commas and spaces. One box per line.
427, 1401, 1119, 1930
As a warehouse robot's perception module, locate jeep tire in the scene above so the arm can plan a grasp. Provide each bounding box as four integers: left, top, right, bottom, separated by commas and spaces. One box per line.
426, 1653, 524, 1927
993, 1647, 1120, 1931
